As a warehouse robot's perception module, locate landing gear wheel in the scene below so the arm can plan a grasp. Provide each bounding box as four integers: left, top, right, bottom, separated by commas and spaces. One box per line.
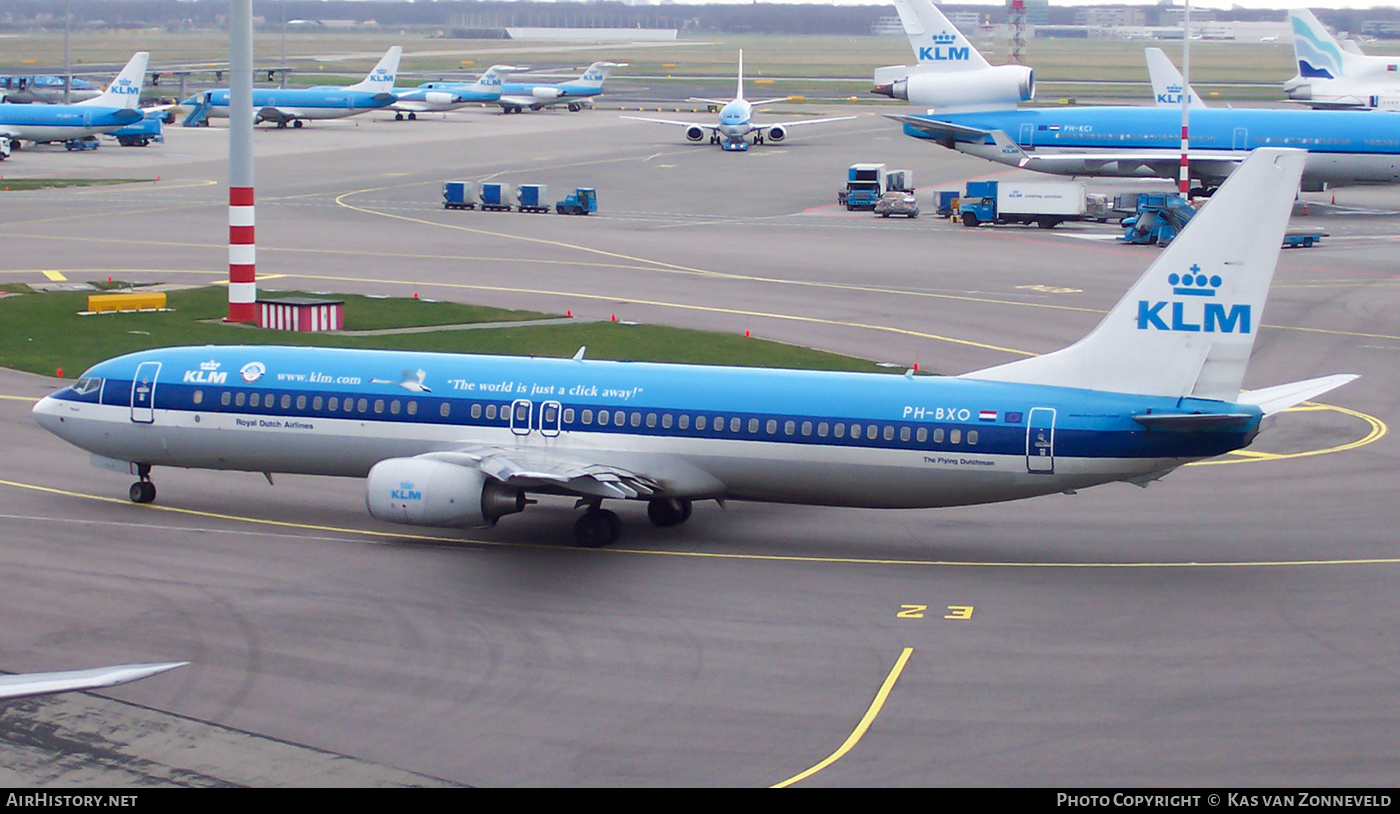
128, 480, 156, 504
574, 509, 621, 548
647, 498, 693, 528
292, 119, 304, 128
395, 112, 404, 121
408, 112, 417, 121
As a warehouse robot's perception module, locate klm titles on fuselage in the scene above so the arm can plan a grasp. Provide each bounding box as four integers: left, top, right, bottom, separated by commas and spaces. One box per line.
919, 30, 969, 63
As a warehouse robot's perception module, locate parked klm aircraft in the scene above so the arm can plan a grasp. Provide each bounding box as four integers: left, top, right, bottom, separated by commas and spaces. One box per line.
0, 662, 187, 700
0, 73, 100, 104
0, 52, 148, 152
182, 46, 401, 128
622, 51, 854, 151
494, 61, 625, 113
390, 64, 518, 119
1146, 47, 1207, 109
1285, 9, 1400, 111
870, 0, 1034, 111
32, 150, 1354, 548
883, 6, 1400, 191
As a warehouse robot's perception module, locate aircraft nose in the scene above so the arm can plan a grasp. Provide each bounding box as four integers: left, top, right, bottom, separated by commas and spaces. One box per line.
31, 394, 69, 436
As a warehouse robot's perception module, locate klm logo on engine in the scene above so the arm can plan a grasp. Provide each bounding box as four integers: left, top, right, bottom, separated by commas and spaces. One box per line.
391, 481, 422, 501
1137, 264, 1250, 334
919, 31, 969, 63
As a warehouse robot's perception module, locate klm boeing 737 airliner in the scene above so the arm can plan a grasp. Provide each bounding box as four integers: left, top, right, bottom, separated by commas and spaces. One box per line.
32, 150, 1354, 548
182, 47, 400, 129
0, 52, 148, 148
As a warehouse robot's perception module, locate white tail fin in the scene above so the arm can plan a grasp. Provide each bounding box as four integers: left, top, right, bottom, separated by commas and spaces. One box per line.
570, 62, 621, 90
1291, 9, 1348, 80
963, 149, 1306, 402
473, 65, 517, 92
893, 0, 991, 72
80, 52, 148, 109
736, 50, 745, 101
348, 46, 402, 93
1146, 47, 1206, 109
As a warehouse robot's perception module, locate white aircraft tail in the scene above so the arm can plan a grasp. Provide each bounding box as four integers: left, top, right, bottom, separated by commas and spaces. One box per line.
963, 149, 1307, 403
473, 64, 518, 92
1146, 47, 1206, 109
81, 52, 149, 109
348, 46, 402, 93
1291, 9, 1350, 81
569, 61, 622, 90
893, 0, 991, 72
736, 50, 745, 101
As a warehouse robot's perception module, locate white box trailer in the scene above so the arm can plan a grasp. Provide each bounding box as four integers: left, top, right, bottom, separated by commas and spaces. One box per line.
995, 181, 1088, 218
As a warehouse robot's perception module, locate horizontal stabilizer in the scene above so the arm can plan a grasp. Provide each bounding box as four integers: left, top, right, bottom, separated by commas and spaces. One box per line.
887, 113, 989, 142
0, 662, 188, 700
1132, 412, 1257, 432
1237, 374, 1359, 416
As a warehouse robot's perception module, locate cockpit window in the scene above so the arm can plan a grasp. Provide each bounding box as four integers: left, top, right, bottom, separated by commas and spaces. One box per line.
71, 377, 102, 396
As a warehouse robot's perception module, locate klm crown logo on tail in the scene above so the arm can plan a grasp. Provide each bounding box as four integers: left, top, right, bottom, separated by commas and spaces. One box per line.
1137, 264, 1251, 334
1157, 83, 1190, 105
920, 30, 970, 63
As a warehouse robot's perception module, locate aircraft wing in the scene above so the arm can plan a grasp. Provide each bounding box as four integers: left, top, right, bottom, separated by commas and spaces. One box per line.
0, 662, 187, 700
979, 128, 1243, 181
420, 447, 725, 500
620, 115, 715, 132
756, 115, 857, 133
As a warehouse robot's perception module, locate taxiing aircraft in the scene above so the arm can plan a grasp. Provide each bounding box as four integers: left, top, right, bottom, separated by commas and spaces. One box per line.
390, 64, 518, 119
0, 662, 187, 700
183, 47, 401, 128
494, 61, 625, 114
1285, 9, 1400, 111
870, 0, 1034, 112
622, 51, 854, 151
0, 52, 148, 151
32, 149, 1353, 548
1146, 47, 1207, 109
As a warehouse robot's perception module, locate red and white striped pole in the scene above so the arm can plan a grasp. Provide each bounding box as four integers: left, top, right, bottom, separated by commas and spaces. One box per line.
226, 0, 256, 322
228, 185, 255, 322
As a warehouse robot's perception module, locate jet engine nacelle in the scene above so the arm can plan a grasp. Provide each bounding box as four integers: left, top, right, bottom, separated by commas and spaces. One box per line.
532, 86, 563, 100
424, 91, 460, 107
685, 125, 706, 143
365, 457, 525, 528
873, 64, 1034, 111
766, 125, 786, 143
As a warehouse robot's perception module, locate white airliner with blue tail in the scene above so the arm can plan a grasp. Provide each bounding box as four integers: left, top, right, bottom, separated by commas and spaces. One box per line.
0, 52, 148, 149
623, 51, 854, 151
389, 64, 518, 119
1285, 8, 1400, 111
182, 47, 401, 128
495, 61, 625, 114
32, 150, 1354, 548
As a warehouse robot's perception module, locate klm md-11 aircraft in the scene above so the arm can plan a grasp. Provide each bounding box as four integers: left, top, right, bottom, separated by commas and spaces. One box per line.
33, 151, 1354, 548
879, 0, 1400, 191
182, 47, 400, 128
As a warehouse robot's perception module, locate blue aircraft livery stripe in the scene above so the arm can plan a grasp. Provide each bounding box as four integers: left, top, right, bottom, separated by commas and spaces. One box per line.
53, 345, 1261, 463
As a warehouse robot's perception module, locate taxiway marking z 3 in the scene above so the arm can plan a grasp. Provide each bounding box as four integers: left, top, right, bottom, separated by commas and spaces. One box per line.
33, 150, 1354, 548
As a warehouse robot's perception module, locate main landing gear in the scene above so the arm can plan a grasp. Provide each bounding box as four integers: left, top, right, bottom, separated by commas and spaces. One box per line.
572, 498, 695, 548
128, 464, 156, 504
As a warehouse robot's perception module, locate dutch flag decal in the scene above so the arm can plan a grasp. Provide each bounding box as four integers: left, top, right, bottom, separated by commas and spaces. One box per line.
979, 410, 998, 422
